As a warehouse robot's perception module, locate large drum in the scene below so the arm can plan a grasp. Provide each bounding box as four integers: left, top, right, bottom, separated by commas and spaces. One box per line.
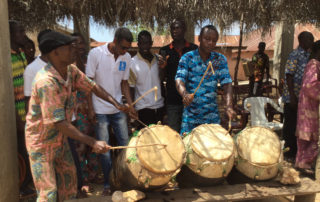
234, 126, 282, 180
110, 125, 186, 191
177, 124, 235, 187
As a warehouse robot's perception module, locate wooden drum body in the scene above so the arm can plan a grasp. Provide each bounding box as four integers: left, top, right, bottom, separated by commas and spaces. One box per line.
235, 126, 282, 180
110, 125, 186, 191
177, 124, 235, 187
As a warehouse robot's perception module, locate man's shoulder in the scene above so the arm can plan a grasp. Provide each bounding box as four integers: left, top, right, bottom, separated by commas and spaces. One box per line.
212, 51, 227, 60
188, 43, 198, 50
89, 44, 107, 55
25, 57, 46, 71
160, 44, 171, 51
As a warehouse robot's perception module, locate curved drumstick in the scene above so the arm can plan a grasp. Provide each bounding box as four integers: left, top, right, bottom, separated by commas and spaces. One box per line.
191, 61, 212, 97
109, 143, 167, 150
131, 86, 158, 106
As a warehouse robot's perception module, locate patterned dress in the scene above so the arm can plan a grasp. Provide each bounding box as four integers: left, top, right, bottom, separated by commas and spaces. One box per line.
295, 59, 320, 169
175, 49, 232, 134
25, 64, 95, 201
11, 50, 27, 122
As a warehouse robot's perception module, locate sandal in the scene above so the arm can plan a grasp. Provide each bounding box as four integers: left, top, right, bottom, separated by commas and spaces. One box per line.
102, 187, 112, 196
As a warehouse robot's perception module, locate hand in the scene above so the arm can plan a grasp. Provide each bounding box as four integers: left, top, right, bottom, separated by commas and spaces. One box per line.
226, 106, 236, 120
182, 92, 194, 106
290, 95, 298, 108
88, 108, 96, 124
157, 55, 169, 69
92, 140, 110, 153
116, 103, 130, 113
128, 106, 138, 120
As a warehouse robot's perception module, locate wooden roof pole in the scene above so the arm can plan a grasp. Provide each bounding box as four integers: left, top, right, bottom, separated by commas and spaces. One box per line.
0, 1, 19, 201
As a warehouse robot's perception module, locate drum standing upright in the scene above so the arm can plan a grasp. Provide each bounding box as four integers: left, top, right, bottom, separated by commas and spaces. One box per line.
110, 125, 186, 191
177, 124, 235, 187
234, 126, 283, 180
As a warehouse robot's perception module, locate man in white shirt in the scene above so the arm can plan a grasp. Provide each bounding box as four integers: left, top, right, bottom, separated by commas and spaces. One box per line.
24, 29, 51, 107
129, 30, 165, 128
86, 27, 136, 195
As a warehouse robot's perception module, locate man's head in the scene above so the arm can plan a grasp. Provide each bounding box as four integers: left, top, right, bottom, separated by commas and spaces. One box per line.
71, 33, 86, 56
39, 31, 77, 65
23, 37, 35, 61
37, 29, 52, 55
198, 25, 219, 54
137, 30, 152, 55
170, 19, 186, 41
9, 20, 26, 46
298, 31, 314, 51
113, 27, 133, 56
258, 42, 266, 53
309, 40, 320, 60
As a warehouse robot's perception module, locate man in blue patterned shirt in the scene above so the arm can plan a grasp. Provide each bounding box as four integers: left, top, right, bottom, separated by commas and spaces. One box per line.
282, 31, 314, 161
175, 25, 235, 135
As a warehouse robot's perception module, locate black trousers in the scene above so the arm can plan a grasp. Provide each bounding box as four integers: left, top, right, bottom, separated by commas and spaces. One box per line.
137, 107, 165, 129
282, 103, 298, 158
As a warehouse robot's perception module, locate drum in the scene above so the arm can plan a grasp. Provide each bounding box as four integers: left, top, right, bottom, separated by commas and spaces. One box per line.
177, 124, 235, 187
110, 125, 186, 191
234, 126, 282, 180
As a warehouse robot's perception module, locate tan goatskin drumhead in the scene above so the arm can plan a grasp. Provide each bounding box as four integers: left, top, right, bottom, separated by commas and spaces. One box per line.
136, 125, 185, 174
237, 126, 281, 165
191, 124, 234, 162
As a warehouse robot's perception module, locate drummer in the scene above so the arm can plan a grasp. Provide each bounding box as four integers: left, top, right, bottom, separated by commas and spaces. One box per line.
175, 25, 235, 135
25, 31, 131, 201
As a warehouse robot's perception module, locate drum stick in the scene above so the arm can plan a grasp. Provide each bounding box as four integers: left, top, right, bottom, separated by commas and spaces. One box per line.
225, 119, 232, 135
109, 143, 167, 150
132, 86, 158, 106
192, 61, 212, 97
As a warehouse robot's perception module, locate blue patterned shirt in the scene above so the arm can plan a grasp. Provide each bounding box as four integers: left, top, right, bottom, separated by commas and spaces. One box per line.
175, 49, 232, 134
282, 46, 310, 103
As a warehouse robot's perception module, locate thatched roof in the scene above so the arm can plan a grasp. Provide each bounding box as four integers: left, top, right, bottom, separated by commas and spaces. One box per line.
8, 0, 320, 33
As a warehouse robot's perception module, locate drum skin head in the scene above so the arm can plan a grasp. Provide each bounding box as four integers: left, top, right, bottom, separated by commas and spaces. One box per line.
136, 125, 185, 174
190, 124, 234, 162
237, 126, 281, 166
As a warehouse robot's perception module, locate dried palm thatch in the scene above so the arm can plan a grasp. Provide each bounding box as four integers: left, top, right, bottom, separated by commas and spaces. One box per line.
8, 0, 320, 33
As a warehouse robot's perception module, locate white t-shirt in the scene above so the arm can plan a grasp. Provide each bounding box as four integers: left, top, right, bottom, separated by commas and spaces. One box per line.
86, 44, 131, 114
129, 53, 164, 111
23, 56, 47, 96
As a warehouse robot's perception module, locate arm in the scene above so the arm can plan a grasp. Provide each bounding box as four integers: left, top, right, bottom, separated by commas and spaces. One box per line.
266, 57, 270, 81
222, 83, 236, 120
176, 79, 193, 106
121, 80, 137, 118
91, 83, 128, 112
286, 74, 297, 107
55, 120, 110, 153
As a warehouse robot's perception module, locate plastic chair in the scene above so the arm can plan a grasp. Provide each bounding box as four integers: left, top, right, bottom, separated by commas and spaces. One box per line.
243, 97, 283, 130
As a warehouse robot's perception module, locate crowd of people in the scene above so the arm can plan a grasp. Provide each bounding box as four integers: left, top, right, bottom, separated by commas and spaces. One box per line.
8, 16, 320, 201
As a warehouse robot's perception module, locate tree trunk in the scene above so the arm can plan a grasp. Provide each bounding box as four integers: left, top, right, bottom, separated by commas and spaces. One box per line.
0, 1, 19, 201
272, 21, 294, 82
73, 13, 90, 52
185, 17, 195, 43
233, 13, 244, 103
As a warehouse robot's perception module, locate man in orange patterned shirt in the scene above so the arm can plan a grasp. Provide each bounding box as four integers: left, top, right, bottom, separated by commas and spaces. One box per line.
25, 31, 130, 201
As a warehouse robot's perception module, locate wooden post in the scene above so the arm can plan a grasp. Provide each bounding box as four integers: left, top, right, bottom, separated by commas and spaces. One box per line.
294, 194, 316, 202
272, 21, 294, 82
233, 13, 244, 104
73, 12, 90, 52
185, 17, 195, 44
0, 1, 19, 202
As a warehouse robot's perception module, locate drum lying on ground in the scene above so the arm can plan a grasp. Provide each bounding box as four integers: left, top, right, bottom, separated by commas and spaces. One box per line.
177, 124, 235, 187
110, 125, 186, 191
235, 126, 282, 180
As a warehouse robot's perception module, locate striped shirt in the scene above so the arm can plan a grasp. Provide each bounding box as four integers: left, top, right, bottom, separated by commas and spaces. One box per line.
11, 49, 27, 121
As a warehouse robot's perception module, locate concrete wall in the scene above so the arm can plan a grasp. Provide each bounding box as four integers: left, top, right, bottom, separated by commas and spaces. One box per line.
0, 1, 19, 201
